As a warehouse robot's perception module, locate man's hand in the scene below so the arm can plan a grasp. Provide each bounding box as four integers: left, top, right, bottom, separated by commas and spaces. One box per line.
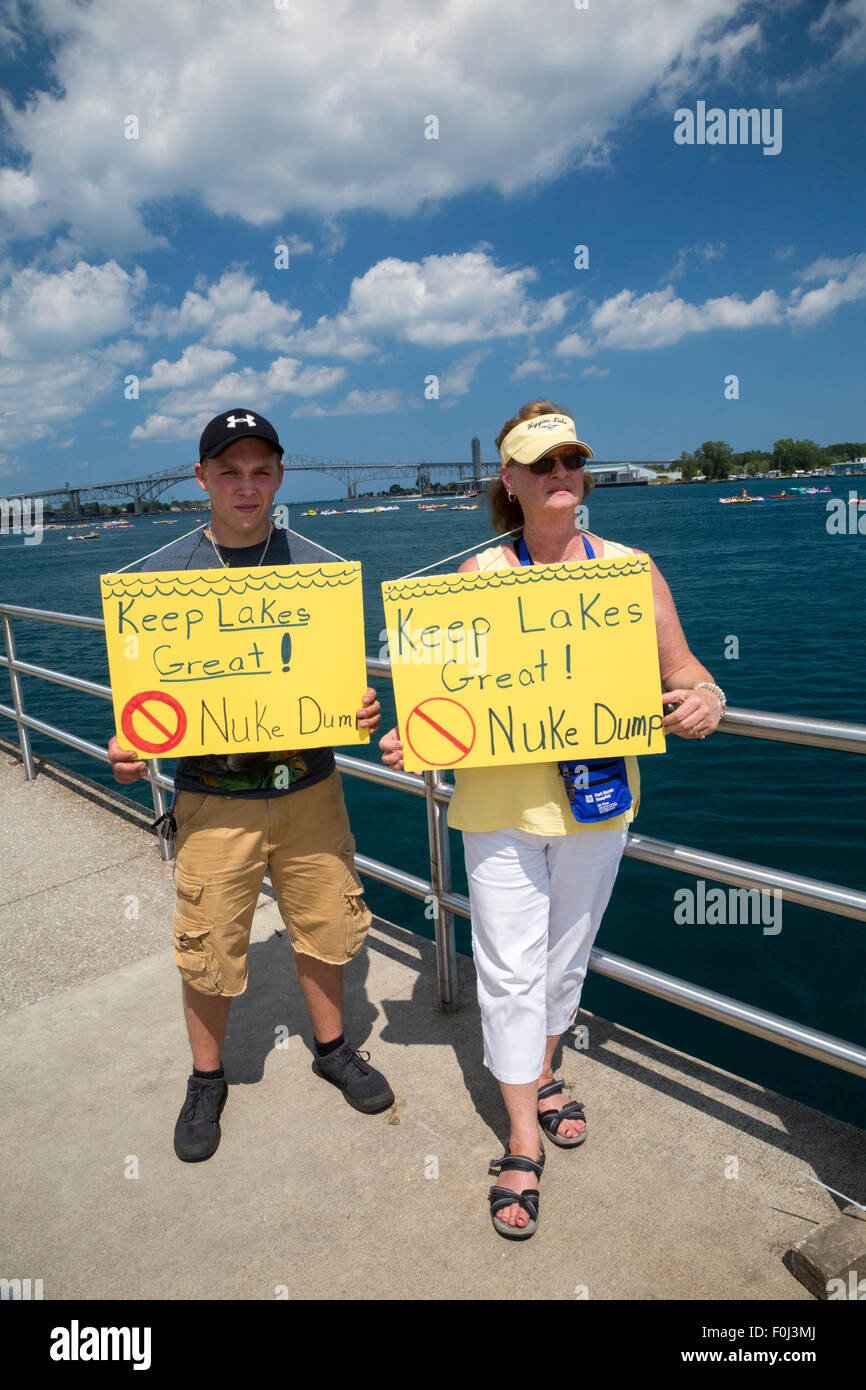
108, 734, 147, 784
356, 687, 381, 735
379, 725, 404, 771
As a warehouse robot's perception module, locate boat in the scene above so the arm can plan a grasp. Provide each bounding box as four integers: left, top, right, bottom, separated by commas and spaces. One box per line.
719, 495, 766, 505
67, 531, 99, 541
768, 486, 833, 498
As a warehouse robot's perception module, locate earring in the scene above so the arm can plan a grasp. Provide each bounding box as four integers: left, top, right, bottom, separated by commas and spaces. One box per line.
507, 492, 515, 502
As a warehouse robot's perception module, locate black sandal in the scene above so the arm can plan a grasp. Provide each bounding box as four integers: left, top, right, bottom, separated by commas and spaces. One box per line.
537, 1079, 587, 1148
487, 1142, 545, 1240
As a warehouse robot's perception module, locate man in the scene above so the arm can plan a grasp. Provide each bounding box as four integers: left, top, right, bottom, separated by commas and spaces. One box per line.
108, 407, 393, 1162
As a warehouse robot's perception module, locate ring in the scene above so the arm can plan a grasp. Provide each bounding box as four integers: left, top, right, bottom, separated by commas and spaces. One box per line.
691, 724, 706, 739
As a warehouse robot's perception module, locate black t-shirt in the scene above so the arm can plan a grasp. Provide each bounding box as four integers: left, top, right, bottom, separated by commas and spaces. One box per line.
138, 524, 343, 798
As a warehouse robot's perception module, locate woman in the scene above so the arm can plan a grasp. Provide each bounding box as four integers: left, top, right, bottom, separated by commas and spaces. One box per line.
380, 398, 726, 1239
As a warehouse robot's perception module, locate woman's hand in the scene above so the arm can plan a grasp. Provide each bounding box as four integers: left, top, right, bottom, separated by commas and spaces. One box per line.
379, 724, 404, 771
108, 734, 147, 783
356, 687, 381, 734
662, 688, 723, 740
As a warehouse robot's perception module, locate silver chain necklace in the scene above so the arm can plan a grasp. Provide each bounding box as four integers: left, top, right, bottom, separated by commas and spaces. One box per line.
207, 522, 272, 569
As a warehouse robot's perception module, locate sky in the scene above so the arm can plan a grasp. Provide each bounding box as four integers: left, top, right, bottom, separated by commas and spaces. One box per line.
0, 0, 864, 502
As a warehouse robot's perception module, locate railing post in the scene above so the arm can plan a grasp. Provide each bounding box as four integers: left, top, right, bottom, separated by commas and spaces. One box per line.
147, 758, 175, 862
1, 613, 35, 780
423, 769, 458, 1011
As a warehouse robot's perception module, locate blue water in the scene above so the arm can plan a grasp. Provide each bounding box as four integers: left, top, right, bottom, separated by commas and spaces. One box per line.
1, 480, 864, 1127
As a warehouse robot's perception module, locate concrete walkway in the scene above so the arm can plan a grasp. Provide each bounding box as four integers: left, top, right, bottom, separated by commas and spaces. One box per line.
1, 742, 864, 1300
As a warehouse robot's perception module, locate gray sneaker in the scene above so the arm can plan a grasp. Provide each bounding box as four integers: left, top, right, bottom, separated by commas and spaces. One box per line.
311, 1042, 394, 1114
173, 1074, 228, 1162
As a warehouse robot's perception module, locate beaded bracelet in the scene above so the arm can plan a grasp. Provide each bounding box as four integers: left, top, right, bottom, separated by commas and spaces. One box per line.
694, 681, 727, 710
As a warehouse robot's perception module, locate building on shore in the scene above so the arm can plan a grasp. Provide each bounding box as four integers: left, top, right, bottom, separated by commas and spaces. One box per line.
586, 463, 656, 486
828, 459, 866, 476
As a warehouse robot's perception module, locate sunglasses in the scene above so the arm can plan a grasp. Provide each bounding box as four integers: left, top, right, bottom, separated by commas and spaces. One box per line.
525, 452, 586, 476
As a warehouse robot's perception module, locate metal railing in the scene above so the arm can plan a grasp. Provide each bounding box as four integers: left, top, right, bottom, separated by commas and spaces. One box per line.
2, 601, 865, 1079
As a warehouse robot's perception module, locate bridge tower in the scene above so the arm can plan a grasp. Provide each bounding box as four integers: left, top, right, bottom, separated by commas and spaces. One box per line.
471, 436, 481, 484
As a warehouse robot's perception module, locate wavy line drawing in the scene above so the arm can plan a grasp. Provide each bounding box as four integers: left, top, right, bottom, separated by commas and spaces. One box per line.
383, 560, 648, 600
101, 566, 359, 599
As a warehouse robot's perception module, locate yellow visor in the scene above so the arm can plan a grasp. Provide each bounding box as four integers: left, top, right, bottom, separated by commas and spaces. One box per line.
499, 414, 593, 466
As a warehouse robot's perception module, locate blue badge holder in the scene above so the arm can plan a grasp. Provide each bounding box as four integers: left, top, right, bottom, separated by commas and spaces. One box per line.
559, 757, 633, 823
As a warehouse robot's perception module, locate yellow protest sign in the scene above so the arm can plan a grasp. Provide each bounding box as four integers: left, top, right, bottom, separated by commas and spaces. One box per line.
382, 555, 666, 772
100, 563, 368, 758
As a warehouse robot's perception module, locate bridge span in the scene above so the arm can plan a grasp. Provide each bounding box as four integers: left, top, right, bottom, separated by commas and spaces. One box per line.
2, 451, 666, 517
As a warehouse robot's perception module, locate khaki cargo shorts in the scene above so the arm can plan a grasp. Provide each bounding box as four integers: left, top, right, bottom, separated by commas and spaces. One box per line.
171, 769, 371, 996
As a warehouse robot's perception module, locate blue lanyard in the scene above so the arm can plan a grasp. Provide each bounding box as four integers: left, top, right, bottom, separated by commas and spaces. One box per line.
516, 533, 594, 566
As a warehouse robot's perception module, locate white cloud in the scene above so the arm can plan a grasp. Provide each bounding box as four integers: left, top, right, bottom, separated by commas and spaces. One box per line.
145, 269, 301, 351
0, 454, 24, 478
301, 253, 569, 355
556, 285, 783, 353
438, 350, 489, 398
0, 259, 151, 447
100, 338, 146, 366
511, 350, 549, 381
810, 0, 866, 65
343, 254, 569, 346
663, 242, 726, 282
292, 389, 403, 418
581, 365, 611, 377
142, 346, 238, 392
787, 251, 866, 326
130, 357, 346, 443
510, 348, 569, 382
126, 413, 190, 446
0, 0, 768, 255
555, 331, 594, 359
197, 252, 570, 361
0, 260, 146, 359
656, 20, 762, 96
285, 319, 376, 362
276, 235, 314, 256
0, 353, 120, 449
553, 251, 866, 354
0, 2, 25, 57
778, 0, 866, 88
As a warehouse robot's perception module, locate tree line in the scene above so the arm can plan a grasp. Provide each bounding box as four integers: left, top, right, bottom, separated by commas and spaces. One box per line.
671, 439, 865, 481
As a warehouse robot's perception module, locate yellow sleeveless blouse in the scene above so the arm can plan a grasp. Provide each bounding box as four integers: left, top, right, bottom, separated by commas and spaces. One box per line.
446, 535, 642, 835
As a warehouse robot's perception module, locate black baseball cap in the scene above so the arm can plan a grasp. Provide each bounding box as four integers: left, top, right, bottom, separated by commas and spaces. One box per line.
198, 408, 284, 462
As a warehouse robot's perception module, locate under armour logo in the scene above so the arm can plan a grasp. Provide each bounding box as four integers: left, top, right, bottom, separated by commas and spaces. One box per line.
225, 413, 257, 429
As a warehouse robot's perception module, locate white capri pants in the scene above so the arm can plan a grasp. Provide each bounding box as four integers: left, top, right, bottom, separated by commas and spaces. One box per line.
462, 825, 629, 1084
